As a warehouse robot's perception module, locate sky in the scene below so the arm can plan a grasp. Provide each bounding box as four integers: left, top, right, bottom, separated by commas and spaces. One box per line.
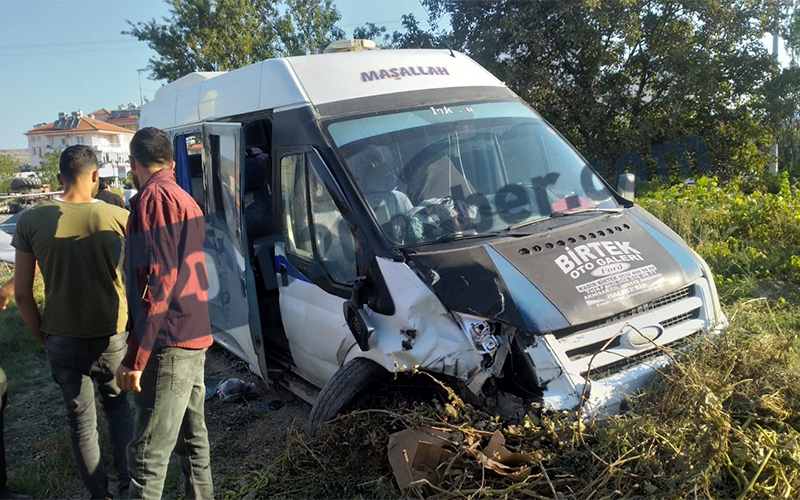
0, 1, 791, 151
0, 0, 429, 150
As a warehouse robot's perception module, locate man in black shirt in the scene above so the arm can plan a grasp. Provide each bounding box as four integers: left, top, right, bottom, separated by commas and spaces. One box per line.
95, 180, 126, 208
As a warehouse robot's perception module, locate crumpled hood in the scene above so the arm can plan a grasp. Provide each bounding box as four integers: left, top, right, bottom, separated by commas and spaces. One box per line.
407, 206, 703, 332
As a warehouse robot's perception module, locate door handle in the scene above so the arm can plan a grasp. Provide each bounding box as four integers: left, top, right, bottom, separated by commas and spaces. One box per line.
279, 263, 288, 287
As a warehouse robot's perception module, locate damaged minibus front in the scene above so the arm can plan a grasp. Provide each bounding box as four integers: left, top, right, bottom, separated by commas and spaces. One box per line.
317, 97, 725, 424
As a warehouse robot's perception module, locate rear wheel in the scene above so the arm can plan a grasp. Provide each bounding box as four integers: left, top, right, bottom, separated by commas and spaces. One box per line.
309, 357, 388, 430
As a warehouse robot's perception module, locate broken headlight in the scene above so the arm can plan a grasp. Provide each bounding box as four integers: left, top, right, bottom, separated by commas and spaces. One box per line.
453, 313, 500, 354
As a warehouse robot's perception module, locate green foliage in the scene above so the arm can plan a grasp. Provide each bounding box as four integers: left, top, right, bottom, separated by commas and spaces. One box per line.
0, 153, 20, 193
35, 151, 61, 189
276, 0, 345, 56
389, 0, 797, 180
351, 22, 389, 46
639, 175, 800, 301
125, 0, 344, 82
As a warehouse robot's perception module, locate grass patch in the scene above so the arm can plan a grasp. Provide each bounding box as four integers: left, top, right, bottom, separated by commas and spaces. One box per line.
233, 303, 800, 499
0, 266, 46, 392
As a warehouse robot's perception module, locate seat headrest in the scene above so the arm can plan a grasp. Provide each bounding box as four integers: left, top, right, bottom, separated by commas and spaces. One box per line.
244, 153, 270, 191
350, 145, 398, 194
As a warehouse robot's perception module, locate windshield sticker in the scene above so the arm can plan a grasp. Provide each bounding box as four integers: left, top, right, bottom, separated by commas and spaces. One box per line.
360, 66, 450, 83
554, 241, 665, 308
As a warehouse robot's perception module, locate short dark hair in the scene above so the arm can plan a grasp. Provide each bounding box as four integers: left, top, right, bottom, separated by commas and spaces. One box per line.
98, 179, 109, 190
59, 145, 98, 182
130, 127, 173, 168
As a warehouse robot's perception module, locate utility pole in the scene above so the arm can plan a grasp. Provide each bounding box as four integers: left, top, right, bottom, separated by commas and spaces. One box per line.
137, 69, 145, 107
771, 26, 780, 174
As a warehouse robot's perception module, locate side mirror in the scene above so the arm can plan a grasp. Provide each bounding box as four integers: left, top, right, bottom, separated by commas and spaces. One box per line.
617, 173, 635, 202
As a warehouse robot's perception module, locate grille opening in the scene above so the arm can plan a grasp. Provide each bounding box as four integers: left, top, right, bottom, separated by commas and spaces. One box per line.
553, 285, 696, 341
565, 308, 700, 361
581, 330, 702, 380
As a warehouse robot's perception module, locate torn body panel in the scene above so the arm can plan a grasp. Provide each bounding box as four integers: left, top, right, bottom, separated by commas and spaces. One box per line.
344, 257, 483, 380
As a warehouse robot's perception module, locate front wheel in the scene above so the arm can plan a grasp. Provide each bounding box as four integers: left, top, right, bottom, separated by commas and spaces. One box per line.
308, 357, 389, 431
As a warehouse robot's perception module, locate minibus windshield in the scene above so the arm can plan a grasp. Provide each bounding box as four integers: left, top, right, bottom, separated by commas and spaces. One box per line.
327, 100, 618, 247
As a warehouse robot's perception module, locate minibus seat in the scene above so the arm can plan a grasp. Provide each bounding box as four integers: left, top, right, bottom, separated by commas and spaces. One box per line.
350, 145, 413, 225
244, 152, 272, 240
407, 155, 475, 205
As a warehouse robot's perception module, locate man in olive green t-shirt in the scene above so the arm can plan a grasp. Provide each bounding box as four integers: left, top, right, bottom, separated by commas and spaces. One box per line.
12, 145, 133, 499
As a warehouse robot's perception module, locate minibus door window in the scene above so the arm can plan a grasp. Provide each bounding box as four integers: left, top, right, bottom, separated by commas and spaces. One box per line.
275, 150, 358, 387
202, 123, 264, 375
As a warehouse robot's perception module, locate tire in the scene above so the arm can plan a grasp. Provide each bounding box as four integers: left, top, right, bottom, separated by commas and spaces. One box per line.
309, 357, 388, 430
9, 177, 41, 193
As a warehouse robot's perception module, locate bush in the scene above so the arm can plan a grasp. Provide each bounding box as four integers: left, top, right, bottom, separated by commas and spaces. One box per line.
638, 175, 800, 302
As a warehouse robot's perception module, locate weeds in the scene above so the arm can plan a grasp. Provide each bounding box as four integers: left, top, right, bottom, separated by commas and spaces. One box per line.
232, 302, 799, 499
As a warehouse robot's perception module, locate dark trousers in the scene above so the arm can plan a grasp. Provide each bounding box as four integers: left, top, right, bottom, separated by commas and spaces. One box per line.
127, 348, 212, 500
45, 333, 133, 499
0, 365, 7, 490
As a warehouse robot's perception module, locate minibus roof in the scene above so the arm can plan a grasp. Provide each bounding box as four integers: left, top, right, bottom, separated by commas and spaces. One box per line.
140, 49, 506, 130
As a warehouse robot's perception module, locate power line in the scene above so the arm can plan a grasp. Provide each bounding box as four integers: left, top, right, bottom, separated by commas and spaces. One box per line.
0, 45, 146, 58
0, 38, 138, 50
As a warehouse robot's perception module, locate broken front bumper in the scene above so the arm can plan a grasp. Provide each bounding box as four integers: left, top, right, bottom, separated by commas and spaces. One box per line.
521, 277, 723, 416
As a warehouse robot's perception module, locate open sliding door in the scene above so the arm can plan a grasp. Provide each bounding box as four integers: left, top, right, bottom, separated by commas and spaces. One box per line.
202, 122, 269, 380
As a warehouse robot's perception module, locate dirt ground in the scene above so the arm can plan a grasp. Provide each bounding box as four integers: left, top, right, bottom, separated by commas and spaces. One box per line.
3, 340, 309, 499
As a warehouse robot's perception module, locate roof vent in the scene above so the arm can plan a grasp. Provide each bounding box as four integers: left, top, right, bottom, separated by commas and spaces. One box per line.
323, 39, 377, 54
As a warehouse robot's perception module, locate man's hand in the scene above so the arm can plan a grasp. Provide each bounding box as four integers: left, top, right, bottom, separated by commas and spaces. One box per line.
116, 364, 142, 392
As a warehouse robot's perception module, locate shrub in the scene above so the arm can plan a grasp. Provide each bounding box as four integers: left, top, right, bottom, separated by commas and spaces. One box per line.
638, 175, 800, 302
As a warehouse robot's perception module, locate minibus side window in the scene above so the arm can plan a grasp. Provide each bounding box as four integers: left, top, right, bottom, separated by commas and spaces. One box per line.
280, 154, 313, 257
307, 162, 357, 285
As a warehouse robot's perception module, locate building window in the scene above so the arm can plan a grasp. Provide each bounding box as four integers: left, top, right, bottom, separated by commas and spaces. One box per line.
77, 136, 84, 144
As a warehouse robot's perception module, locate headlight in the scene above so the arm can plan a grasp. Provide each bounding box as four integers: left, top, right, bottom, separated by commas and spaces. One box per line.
453, 312, 500, 353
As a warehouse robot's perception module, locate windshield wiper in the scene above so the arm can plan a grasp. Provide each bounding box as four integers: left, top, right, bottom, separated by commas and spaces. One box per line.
425, 231, 502, 245
507, 207, 624, 232
549, 207, 625, 218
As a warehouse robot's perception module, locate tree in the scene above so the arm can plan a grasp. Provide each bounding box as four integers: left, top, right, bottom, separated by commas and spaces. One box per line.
352, 22, 390, 46
393, 0, 794, 181
35, 151, 61, 190
125, 0, 344, 82
0, 154, 20, 194
275, 0, 344, 56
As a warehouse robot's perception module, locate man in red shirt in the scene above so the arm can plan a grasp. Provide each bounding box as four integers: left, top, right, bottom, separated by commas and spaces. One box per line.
115, 127, 213, 499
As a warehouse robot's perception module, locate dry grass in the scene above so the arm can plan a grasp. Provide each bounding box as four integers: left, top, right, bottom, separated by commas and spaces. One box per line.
231, 300, 800, 499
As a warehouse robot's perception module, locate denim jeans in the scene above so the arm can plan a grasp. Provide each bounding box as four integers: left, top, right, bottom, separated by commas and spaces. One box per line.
127, 348, 212, 500
45, 333, 133, 499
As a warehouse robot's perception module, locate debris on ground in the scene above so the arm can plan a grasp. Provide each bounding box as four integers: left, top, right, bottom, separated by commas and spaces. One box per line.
204, 377, 260, 403
217, 378, 259, 403
227, 301, 800, 499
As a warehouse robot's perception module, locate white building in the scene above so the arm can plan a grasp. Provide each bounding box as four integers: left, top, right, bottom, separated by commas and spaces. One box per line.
25, 109, 134, 168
